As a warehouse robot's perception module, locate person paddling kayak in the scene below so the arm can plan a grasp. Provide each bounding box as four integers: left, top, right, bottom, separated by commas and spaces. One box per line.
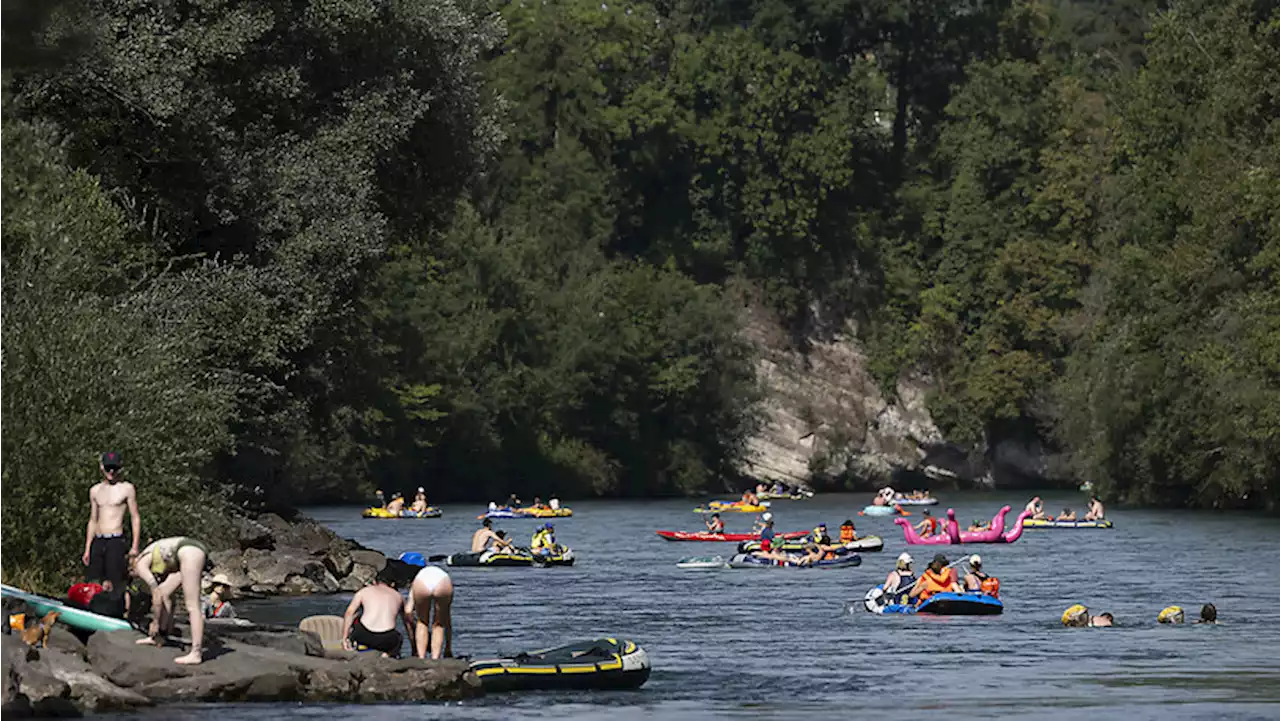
705, 513, 725, 534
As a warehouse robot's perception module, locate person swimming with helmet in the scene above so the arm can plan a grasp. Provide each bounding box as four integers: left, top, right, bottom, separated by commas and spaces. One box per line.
1062, 604, 1113, 627
1157, 606, 1185, 624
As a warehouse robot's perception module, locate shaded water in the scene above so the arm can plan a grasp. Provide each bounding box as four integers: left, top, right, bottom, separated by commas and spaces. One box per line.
108, 492, 1280, 719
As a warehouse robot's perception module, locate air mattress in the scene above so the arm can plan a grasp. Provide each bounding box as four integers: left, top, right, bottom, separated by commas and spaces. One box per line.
758, 490, 814, 501
737, 536, 884, 554
1023, 519, 1113, 529
655, 530, 810, 542
693, 505, 768, 514
470, 638, 650, 692
725, 552, 861, 569
362, 507, 442, 519
444, 548, 575, 567
0, 583, 132, 633
676, 556, 727, 569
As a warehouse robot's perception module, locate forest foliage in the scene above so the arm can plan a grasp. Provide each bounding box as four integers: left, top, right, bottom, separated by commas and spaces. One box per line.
2, 0, 1275, 581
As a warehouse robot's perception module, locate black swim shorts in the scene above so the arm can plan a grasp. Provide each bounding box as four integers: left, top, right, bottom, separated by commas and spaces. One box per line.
87, 535, 129, 587
351, 619, 402, 656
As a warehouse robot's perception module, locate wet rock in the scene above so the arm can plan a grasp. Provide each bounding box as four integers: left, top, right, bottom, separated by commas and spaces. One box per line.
233, 516, 273, 550
348, 549, 386, 572
323, 540, 354, 579
86, 631, 191, 688
44, 627, 87, 661
37, 646, 151, 713
17, 664, 75, 717
243, 548, 317, 588
203, 622, 324, 658
355, 657, 482, 703
338, 564, 376, 592
302, 667, 357, 700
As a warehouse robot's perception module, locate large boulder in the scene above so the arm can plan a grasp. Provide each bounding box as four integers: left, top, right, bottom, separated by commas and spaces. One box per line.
86, 631, 192, 688
203, 622, 325, 658
355, 657, 482, 703
348, 549, 386, 572
301, 667, 357, 700
243, 548, 324, 589
256, 514, 336, 556
36, 646, 151, 713
233, 516, 274, 550
323, 539, 354, 579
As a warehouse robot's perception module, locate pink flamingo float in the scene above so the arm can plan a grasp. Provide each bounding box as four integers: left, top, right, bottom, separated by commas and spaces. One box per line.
895, 506, 1031, 545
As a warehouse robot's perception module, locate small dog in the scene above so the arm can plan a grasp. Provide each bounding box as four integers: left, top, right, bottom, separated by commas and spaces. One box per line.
19, 611, 60, 647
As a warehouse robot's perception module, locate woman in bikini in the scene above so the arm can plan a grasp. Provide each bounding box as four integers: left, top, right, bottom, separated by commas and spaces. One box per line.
132, 536, 209, 664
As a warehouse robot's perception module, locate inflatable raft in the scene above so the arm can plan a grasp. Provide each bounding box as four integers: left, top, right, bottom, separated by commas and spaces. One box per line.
655, 529, 810, 542
863, 586, 1003, 615
861, 505, 907, 516
362, 507, 442, 519
737, 536, 883, 554
893, 497, 938, 506
693, 504, 768, 514
896, 506, 1031, 545
725, 552, 861, 569
444, 547, 575, 567
1023, 518, 1113, 529
0, 583, 132, 633
470, 638, 650, 692
480, 507, 574, 520
758, 490, 814, 501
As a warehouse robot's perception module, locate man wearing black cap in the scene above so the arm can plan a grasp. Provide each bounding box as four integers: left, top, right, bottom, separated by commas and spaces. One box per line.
82, 451, 142, 591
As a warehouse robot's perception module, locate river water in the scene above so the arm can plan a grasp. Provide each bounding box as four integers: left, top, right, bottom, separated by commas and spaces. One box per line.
109, 492, 1280, 720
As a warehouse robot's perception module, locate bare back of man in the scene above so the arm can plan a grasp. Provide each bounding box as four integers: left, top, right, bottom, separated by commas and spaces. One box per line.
84, 456, 140, 590
471, 528, 498, 552
342, 582, 406, 656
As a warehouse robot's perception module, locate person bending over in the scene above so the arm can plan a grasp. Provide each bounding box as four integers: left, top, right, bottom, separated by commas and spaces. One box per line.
133, 537, 209, 665
343, 568, 410, 657
408, 566, 454, 659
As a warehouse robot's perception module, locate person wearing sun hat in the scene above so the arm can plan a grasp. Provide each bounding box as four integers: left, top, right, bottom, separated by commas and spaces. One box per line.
410, 488, 429, 513
202, 573, 237, 619
881, 552, 916, 604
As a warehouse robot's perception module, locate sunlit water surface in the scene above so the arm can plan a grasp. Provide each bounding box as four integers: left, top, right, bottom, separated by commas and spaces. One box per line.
105, 492, 1280, 719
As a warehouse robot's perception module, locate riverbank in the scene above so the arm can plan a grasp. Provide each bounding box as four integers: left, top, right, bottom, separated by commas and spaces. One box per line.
1, 620, 480, 716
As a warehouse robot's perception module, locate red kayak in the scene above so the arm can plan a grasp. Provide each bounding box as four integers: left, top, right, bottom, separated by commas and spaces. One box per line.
655, 530, 812, 542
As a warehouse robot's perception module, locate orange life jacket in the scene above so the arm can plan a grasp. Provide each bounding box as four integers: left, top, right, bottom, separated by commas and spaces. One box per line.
981, 577, 1000, 597
839, 526, 855, 543
917, 568, 956, 601
923, 517, 940, 534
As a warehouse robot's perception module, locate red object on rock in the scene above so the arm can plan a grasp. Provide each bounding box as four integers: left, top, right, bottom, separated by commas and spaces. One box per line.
67, 582, 105, 607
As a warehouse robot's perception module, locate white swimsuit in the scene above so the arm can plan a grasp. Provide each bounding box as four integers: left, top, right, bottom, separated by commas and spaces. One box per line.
414, 565, 451, 594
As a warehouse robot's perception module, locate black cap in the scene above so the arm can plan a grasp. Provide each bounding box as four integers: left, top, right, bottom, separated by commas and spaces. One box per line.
922, 509, 931, 516
932, 553, 949, 565
101, 451, 122, 469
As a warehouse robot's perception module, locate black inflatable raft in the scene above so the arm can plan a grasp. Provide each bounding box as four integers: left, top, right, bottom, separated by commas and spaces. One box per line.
445, 547, 575, 567
470, 638, 650, 692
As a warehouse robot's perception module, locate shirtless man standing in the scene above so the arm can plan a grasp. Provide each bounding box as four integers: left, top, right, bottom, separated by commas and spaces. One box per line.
83, 452, 141, 591
342, 568, 412, 657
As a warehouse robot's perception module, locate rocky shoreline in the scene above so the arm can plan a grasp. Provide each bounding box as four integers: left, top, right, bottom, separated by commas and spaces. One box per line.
208, 510, 396, 596
2, 621, 481, 716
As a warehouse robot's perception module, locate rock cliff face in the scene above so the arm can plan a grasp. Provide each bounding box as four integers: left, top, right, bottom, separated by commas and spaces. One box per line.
736, 303, 949, 489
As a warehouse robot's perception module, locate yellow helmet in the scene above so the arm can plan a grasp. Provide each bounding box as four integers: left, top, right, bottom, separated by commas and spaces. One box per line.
1157, 606, 1185, 624
1061, 604, 1088, 626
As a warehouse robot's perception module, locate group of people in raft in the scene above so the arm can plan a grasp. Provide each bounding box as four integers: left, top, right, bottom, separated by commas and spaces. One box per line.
373, 487, 433, 514
702, 512, 867, 567
74, 452, 456, 666
905, 495, 1109, 539
881, 552, 1000, 605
